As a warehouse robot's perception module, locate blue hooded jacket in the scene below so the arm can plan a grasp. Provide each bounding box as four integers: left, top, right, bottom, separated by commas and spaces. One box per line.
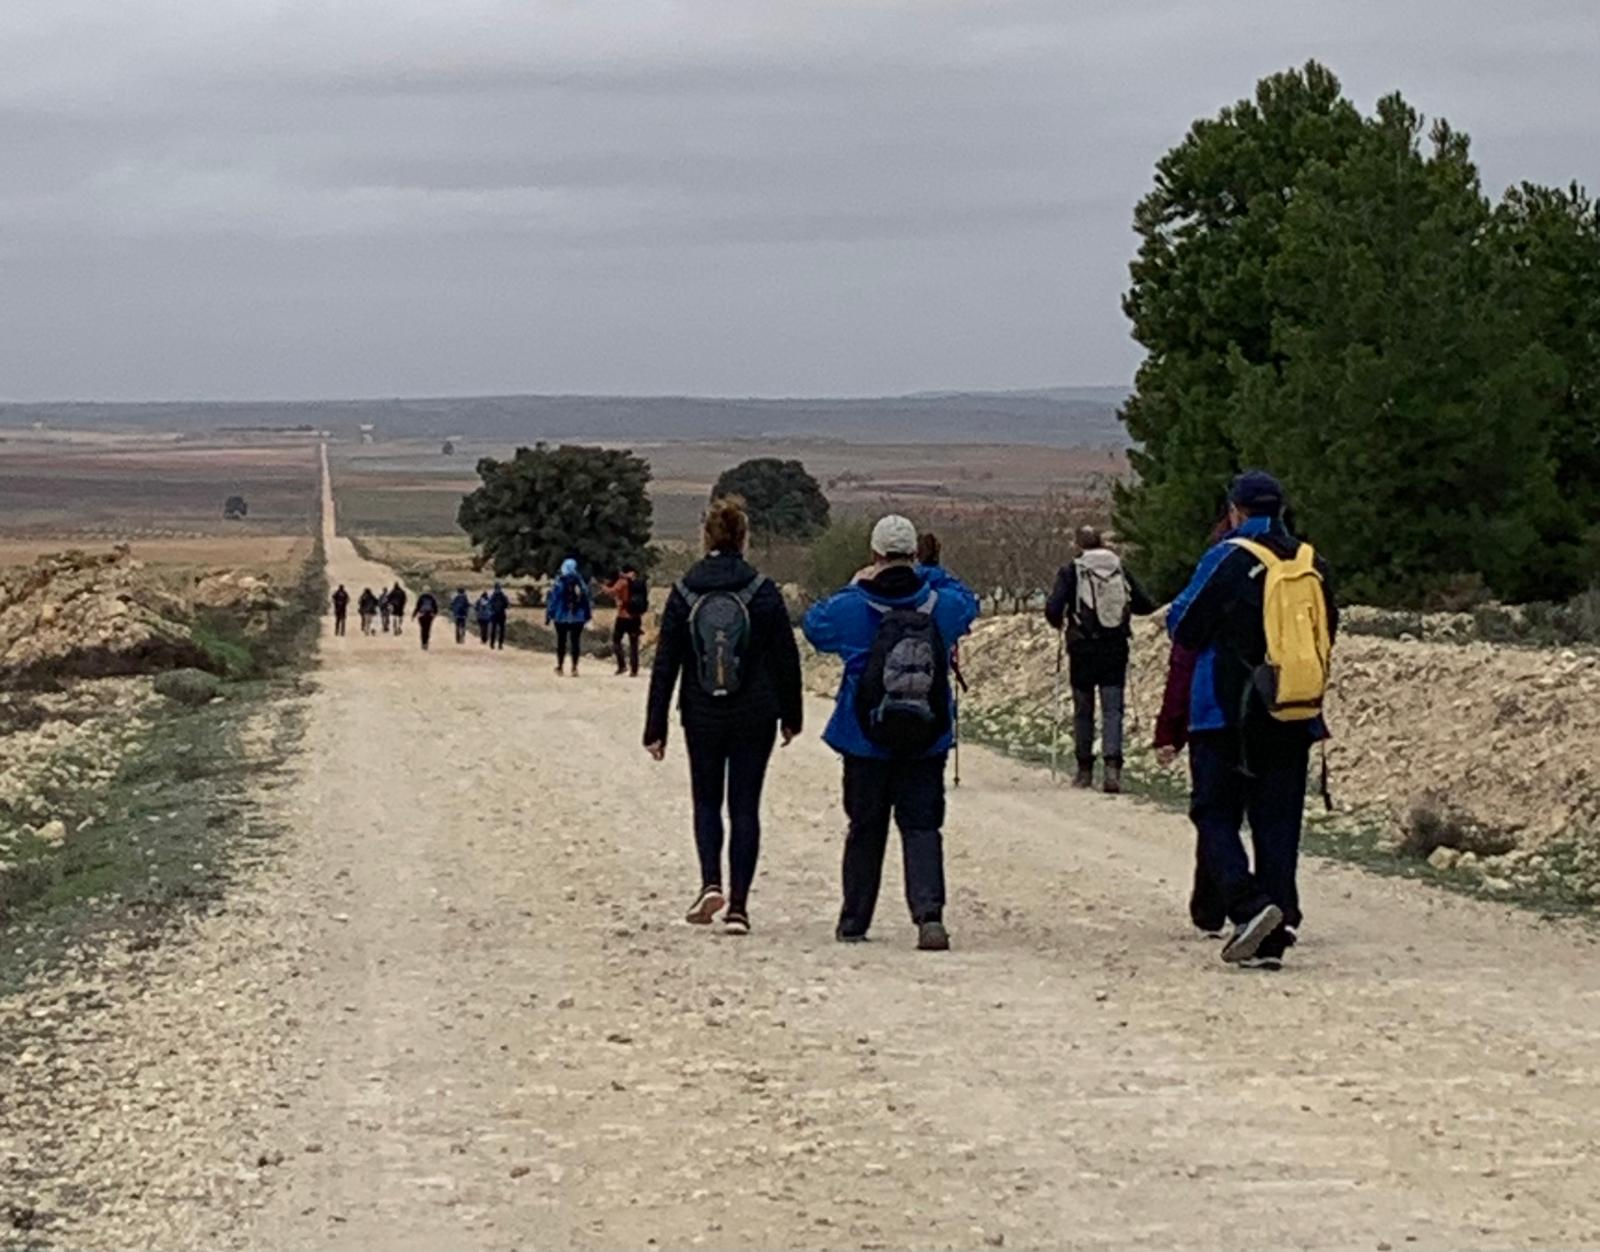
804, 563, 980, 759
1167, 514, 1337, 736
546, 558, 593, 625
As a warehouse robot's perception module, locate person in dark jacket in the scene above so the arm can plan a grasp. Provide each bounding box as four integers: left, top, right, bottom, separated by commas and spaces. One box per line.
804, 514, 980, 952
602, 563, 646, 677
388, 584, 407, 637
488, 583, 510, 650
331, 584, 350, 636
645, 497, 803, 936
450, 589, 471, 644
1044, 527, 1156, 793
377, 585, 392, 633
413, 589, 439, 650
546, 559, 592, 675
1167, 470, 1339, 970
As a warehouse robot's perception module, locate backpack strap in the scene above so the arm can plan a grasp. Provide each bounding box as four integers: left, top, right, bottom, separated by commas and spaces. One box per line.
736, 574, 768, 606
674, 580, 701, 612
863, 588, 938, 616
1228, 537, 1283, 569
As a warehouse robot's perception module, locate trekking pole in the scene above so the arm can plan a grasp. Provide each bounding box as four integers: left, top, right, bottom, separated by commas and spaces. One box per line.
1051, 629, 1065, 782
951, 646, 968, 789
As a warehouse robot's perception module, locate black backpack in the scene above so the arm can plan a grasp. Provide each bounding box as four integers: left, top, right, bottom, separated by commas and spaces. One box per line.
679, 575, 765, 697
855, 592, 951, 757
626, 575, 649, 617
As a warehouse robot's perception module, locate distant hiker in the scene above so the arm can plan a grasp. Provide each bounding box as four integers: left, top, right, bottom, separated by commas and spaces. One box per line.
804, 514, 980, 951
546, 559, 592, 675
358, 587, 379, 635
1168, 470, 1338, 970
331, 584, 350, 637
644, 497, 803, 936
1045, 526, 1156, 793
378, 585, 392, 633
413, 589, 440, 650
388, 584, 407, 636
475, 591, 494, 645
603, 563, 648, 677
450, 588, 471, 644
488, 583, 510, 650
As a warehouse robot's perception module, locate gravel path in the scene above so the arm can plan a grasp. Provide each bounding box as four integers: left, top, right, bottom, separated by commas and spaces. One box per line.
5, 449, 1600, 1250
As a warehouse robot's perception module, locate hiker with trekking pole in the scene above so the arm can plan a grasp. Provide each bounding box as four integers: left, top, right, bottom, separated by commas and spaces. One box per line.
1044, 526, 1156, 793
1166, 470, 1338, 970
804, 515, 980, 952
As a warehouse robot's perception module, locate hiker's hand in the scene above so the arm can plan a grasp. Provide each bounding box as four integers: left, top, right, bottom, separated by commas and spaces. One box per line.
781, 727, 797, 747
851, 564, 875, 584
645, 741, 665, 762
1156, 745, 1180, 768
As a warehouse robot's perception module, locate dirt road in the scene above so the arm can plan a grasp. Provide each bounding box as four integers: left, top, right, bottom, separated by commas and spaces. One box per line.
7, 449, 1600, 1250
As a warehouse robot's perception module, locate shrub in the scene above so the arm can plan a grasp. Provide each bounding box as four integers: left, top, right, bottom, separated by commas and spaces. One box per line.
804, 519, 875, 601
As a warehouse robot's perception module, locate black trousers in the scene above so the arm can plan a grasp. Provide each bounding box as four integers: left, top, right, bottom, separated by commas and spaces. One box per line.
478, 619, 490, 643
455, 617, 468, 643
556, 623, 584, 668
490, 617, 506, 649
418, 615, 434, 649
839, 753, 947, 933
1189, 730, 1309, 955
686, 720, 778, 909
612, 617, 641, 675
333, 609, 347, 636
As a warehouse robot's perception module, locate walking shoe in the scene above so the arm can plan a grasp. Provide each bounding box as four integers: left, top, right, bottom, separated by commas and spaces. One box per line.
1072, 763, 1095, 789
1239, 954, 1284, 971
1194, 925, 1227, 940
1102, 763, 1123, 794
723, 910, 750, 936
685, 885, 725, 925
1221, 904, 1284, 964
835, 926, 868, 944
916, 920, 951, 951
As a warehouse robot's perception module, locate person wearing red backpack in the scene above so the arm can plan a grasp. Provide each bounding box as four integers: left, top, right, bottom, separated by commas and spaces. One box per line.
1167, 471, 1338, 970
644, 498, 803, 936
602, 563, 648, 677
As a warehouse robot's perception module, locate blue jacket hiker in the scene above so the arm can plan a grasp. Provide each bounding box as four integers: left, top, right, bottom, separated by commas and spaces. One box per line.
1165, 470, 1339, 971
547, 558, 592, 675
450, 589, 471, 644
803, 514, 980, 952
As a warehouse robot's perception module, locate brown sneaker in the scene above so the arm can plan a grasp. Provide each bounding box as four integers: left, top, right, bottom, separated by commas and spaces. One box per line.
685, 885, 725, 925
1103, 763, 1122, 794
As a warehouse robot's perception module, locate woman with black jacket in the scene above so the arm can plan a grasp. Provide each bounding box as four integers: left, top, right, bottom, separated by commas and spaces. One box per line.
644, 497, 803, 935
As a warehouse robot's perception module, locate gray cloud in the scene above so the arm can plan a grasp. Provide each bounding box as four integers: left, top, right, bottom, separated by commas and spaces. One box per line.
1, 0, 1596, 400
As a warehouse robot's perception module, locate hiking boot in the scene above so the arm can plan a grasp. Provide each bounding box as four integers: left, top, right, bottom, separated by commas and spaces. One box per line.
723, 909, 750, 936
685, 885, 725, 925
1221, 904, 1284, 965
916, 920, 951, 951
1102, 763, 1123, 794
1072, 763, 1095, 789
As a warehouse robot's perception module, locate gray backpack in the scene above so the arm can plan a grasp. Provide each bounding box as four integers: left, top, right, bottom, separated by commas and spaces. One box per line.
678, 575, 766, 697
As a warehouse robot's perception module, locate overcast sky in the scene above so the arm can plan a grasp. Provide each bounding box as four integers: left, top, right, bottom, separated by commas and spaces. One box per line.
1, 1, 1595, 402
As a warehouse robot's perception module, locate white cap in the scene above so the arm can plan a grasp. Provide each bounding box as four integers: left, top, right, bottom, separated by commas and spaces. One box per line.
870, 514, 919, 559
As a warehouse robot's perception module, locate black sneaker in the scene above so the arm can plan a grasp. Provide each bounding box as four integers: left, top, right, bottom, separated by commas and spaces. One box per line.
1221, 904, 1284, 964
723, 909, 750, 936
835, 926, 868, 944
916, 920, 951, 951
1239, 954, 1284, 971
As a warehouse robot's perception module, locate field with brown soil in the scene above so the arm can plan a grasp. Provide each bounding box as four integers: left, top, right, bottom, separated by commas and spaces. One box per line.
329, 437, 1123, 540
0, 435, 320, 542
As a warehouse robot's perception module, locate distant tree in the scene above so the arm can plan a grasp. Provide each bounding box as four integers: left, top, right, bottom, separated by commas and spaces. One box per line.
458, 442, 654, 578
442, 440, 456, 456
713, 458, 830, 542
223, 495, 249, 520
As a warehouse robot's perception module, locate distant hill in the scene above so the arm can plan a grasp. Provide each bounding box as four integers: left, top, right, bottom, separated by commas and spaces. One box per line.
0, 388, 1130, 448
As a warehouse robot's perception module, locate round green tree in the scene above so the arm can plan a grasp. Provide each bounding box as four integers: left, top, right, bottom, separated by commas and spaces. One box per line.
712, 458, 830, 542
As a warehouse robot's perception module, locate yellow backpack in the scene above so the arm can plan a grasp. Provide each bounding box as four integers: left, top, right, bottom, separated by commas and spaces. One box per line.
1228, 538, 1331, 721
